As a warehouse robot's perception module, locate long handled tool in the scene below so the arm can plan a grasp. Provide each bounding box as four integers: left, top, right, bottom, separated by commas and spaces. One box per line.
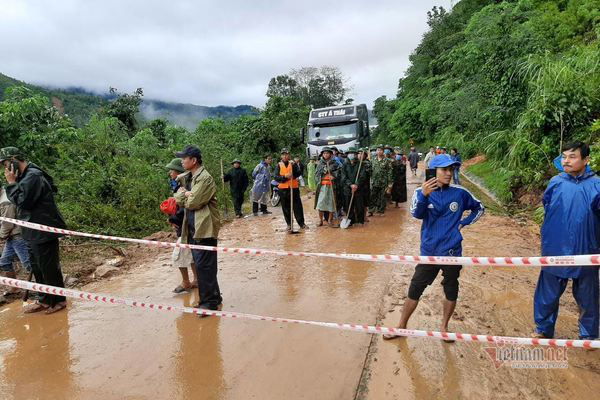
326, 161, 340, 227
340, 157, 364, 229
288, 167, 300, 234
220, 159, 231, 220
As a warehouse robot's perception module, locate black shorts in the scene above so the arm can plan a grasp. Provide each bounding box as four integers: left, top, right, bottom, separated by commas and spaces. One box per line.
407, 263, 462, 301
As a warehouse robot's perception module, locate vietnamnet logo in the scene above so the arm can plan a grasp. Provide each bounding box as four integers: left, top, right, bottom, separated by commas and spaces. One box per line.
483, 344, 568, 369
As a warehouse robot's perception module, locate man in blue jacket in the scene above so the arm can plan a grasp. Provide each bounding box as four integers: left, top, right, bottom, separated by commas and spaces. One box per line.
533, 142, 599, 340
384, 154, 484, 340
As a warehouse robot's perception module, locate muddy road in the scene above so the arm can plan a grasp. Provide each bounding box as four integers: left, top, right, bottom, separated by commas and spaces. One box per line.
1, 167, 599, 399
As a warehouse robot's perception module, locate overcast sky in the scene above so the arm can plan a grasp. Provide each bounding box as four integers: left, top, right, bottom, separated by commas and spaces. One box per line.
0, 0, 453, 108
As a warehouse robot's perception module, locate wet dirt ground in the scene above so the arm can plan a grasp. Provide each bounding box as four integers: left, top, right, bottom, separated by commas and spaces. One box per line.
1, 165, 599, 399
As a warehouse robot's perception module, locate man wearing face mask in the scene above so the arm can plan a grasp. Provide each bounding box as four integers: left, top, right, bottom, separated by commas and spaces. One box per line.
341, 148, 369, 226
391, 147, 407, 207
314, 147, 340, 227
368, 145, 393, 216
384, 145, 394, 160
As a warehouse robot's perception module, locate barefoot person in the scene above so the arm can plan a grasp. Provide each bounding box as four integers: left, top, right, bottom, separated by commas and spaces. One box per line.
164, 158, 198, 294
1, 147, 68, 314
533, 142, 599, 341
384, 154, 484, 340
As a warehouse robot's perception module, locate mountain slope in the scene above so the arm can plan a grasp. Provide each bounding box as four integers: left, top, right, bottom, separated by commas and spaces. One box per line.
0, 73, 258, 129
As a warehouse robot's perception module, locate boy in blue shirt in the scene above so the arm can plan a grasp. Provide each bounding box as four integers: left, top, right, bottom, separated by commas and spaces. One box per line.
384, 154, 484, 340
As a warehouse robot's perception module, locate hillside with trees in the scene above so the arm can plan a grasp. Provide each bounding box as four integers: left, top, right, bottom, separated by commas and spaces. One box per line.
0, 73, 257, 129
373, 0, 600, 202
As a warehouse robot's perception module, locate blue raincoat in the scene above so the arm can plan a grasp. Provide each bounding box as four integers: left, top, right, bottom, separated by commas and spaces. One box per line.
534, 170, 600, 339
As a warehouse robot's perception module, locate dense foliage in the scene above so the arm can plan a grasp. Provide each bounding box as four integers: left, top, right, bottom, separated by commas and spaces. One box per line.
0, 66, 345, 236
374, 0, 600, 200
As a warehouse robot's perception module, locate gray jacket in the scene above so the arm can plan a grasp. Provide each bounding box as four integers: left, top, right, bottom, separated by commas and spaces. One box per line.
0, 188, 21, 240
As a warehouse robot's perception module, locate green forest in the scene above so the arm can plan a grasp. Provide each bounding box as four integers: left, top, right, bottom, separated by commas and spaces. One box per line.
373, 0, 600, 202
0, 67, 348, 236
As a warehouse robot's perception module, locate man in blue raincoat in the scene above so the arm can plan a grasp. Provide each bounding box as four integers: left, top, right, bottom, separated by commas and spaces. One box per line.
534, 142, 600, 340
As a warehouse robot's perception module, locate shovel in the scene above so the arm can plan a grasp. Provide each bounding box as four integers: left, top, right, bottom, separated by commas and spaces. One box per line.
340, 157, 364, 229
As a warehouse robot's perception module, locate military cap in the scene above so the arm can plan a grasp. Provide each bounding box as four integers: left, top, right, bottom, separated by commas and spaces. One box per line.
0, 147, 23, 162
164, 158, 185, 173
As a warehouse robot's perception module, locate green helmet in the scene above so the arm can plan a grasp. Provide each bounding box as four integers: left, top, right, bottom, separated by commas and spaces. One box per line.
0, 147, 23, 163
164, 158, 185, 173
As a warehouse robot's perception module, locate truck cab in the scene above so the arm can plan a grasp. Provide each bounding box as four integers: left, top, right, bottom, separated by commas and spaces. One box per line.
302, 104, 370, 158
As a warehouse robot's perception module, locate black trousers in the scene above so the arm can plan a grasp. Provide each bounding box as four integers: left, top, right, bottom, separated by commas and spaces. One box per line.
345, 191, 365, 224
30, 239, 66, 306
231, 192, 244, 215
279, 188, 305, 227
408, 264, 462, 301
188, 237, 222, 308
252, 202, 268, 214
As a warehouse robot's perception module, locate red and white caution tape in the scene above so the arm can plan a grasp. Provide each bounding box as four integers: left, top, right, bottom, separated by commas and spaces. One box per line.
1, 277, 598, 349
2, 217, 599, 267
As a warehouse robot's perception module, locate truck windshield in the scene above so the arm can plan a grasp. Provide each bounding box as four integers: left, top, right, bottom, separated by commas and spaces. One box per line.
308, 122, 358, 141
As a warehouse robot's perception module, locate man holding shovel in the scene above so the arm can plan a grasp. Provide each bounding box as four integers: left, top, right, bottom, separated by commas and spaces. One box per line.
274, 148, 306, 232
341, 147, 368, 227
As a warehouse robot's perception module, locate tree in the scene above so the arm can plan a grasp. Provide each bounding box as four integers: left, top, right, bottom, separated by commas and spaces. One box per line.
266, 75, 301, 99
0, 86, 74, 166
102, 87, 144, 135
266, 66, 352, 108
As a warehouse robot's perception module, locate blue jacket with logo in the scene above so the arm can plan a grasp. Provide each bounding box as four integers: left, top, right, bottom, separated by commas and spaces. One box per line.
411, 185, 484, 256
541, 170, 600, 278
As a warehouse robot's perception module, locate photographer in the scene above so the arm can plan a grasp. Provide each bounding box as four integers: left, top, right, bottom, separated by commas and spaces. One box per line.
384, 154, 484, 340
1, 147, 67, 314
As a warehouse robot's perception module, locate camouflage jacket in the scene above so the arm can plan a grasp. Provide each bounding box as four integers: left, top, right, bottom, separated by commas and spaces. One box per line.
370, 157, 393, 188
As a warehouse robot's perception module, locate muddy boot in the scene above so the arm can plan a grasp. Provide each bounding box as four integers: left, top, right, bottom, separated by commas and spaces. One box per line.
1, 271, 20, 295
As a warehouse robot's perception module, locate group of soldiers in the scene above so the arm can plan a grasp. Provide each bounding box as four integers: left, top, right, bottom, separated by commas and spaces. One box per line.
285, 144, 411, 230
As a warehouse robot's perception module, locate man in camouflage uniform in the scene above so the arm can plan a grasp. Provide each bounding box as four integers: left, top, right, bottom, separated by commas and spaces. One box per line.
368, 144, 393, 216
